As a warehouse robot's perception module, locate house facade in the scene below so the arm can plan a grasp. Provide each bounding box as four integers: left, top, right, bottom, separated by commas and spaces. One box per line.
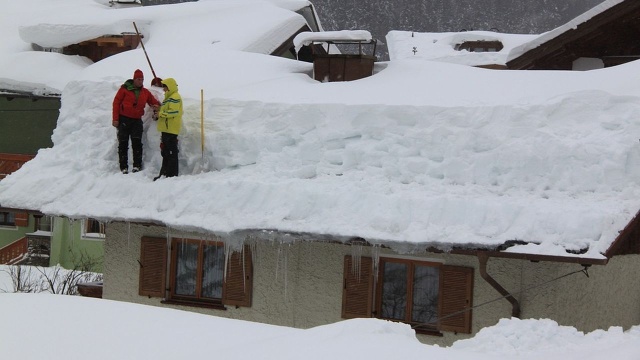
103, 221, 640, 346
0, 93, 104, 270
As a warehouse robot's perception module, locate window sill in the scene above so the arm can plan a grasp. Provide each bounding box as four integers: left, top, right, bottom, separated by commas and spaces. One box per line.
81, 234, 105, 241
413, 327, 443, 337
376, 317, 444, 337
161, 299, 227, 311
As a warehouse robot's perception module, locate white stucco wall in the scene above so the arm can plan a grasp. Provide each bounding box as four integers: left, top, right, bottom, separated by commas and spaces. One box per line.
104, 222, 640, 346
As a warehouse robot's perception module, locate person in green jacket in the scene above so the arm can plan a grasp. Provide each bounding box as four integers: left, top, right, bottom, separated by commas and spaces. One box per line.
153, 78, 182, 181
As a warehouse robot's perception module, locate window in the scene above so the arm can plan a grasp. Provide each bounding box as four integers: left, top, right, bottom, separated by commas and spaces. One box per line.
83, 218, 105, 239
171, 238, 226, 302
35, 215, 52, 232
0, 212, 28, 227
139, 237, 253, 308
342, 255, 473, 334
455, 40, 504, 53
0, 212, 16, 226
378, 258, 440, 326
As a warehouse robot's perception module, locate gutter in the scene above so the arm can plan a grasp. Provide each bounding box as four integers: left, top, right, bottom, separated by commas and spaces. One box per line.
477, 251, 521, 318
453, 248, 608, 266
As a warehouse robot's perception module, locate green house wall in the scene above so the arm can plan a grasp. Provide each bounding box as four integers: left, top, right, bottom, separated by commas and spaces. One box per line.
0, 218, 30, 248
0, 95, 60, 154
50, 218, 104, 272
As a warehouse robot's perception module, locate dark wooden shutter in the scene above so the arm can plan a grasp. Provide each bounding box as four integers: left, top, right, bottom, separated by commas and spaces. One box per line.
139, 237, 167, 298
223, 245, 253, 307
341, 255, 374, 319
14, 212, 29, 227
440, 265, 474, 333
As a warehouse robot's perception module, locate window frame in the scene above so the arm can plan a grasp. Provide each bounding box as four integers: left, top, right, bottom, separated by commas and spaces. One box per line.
82, 218, 105, 239
138, 236, 253, 310
375, 257, 443, 333
35, 215, 52, 232
168, 238, 226, 306
0, 212, 16, 227
342, 255, 473, 335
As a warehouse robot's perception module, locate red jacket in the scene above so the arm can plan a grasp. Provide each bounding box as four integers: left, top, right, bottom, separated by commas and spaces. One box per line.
112, 79, 160, 121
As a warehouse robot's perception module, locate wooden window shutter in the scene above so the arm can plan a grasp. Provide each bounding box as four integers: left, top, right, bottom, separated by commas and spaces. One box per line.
139, 237, 167, 298
15, 212, 29, 227
439, 265, 474, 334
223, 245, 253, 307
341, 255, 374, 319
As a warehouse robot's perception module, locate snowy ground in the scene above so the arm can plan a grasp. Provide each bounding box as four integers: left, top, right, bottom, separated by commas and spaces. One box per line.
2, 264, 639, 359
1, 290, 639, 359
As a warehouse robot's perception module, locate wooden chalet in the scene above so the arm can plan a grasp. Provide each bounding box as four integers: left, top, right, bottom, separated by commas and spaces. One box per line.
507, 0, 640, 70
63, 33, 141, 63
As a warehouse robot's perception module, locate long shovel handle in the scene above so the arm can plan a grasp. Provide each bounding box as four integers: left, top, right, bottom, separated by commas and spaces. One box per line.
132, 22, 157, 79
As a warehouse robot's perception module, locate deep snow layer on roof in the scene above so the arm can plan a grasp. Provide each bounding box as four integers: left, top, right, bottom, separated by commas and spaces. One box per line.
2, 0, 640, 259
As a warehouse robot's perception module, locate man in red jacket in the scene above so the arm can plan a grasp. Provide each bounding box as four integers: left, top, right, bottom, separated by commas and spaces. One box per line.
112, 69, 160, 174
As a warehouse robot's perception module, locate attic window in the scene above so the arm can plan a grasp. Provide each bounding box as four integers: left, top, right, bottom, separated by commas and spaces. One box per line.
455, 41, 503, 53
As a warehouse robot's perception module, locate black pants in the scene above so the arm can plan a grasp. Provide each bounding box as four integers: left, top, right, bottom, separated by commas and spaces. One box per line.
160, 132, 179, 177
117, 116, 143, 170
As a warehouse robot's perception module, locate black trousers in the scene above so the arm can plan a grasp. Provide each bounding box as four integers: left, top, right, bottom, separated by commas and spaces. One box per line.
117, 116, 143, 170
160, 132, 179, 177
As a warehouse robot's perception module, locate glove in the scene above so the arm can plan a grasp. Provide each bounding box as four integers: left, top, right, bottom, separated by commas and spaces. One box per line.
112, 120, 119, 128
151, 77, 163, 87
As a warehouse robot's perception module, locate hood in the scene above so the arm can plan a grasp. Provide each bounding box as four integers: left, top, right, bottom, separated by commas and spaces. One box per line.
161, 78, 178, 96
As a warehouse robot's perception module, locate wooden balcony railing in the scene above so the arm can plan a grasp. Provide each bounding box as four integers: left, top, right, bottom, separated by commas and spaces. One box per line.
0, 153, 35, 180
0, 237, 28, 264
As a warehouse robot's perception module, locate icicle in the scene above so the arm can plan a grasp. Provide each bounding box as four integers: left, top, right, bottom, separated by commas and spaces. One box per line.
68, 218, 76, 247
224, 239, 232, 279
127, 221, 131, 248
165, 226, 173, 255
248, 236, 258, 270
241, 242, 246, 291
283, 243, 289, 299
273, 239, 289, 299
371, 243, 381, 285
275, 241, 282, 282
350, 242, 363, 281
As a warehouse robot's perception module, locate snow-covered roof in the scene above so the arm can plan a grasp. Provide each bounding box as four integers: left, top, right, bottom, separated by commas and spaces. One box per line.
2, 0, 640, 260
387, 30, 536, 66
1, 0, 310, 95
18, 0, 307, 51
293, 30, 372, 53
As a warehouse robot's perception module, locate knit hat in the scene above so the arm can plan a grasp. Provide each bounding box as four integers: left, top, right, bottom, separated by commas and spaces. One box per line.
133, 69, 144, 79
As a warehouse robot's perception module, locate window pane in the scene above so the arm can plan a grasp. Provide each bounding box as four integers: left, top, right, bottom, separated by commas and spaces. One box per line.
411, 265, 439, 324
37, 216, 52, 232
380, 262, 407, 320
201, 244, 224, 299
0, 212, 15, 226
175, 243, 199, 296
